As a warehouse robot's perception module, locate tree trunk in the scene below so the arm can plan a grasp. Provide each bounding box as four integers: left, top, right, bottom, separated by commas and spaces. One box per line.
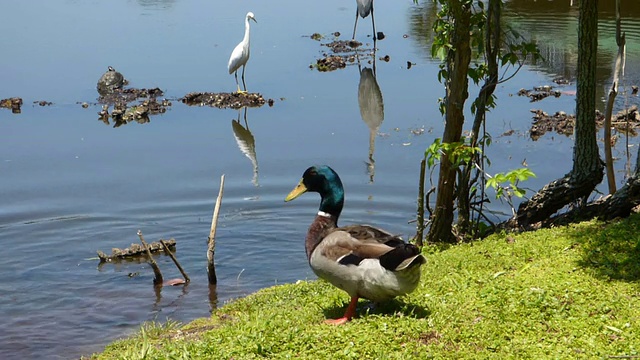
457, 0, 500, 238
603, 0, 625, 194
535, 144, 640, 227
428, 0, 472, 243
515, 0, 603, 227
572, 0, 601, 183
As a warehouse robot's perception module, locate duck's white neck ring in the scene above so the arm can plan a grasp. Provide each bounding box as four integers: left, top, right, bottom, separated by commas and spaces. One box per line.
317, 211, 332, 218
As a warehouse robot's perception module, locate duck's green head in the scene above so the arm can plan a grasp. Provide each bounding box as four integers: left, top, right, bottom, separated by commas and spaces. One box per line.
285, 165, 345, 216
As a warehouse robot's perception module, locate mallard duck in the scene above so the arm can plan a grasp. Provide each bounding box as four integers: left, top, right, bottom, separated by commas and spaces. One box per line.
285, 165, 426, 325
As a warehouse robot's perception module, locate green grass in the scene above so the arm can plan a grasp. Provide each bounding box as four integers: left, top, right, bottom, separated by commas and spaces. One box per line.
91, 215, 640, 359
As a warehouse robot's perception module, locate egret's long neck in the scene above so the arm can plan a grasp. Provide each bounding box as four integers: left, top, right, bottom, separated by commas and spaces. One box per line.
243, 18, 251, 49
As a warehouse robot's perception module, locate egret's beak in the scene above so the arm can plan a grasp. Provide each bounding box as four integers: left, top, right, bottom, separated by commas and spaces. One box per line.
285, 180, 307, 202
252, 17, 257, 23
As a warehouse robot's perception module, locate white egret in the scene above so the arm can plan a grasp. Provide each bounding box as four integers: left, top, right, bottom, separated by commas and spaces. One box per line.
353, 0, 376, 41
228, 12, 257, 94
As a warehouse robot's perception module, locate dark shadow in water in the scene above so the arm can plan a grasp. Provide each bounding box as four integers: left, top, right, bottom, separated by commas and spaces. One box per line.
153, 281, 191, 314
357, 52, 384, 183
209, 284, 219, 312
154, 284, 163, 308
137, 0, 176, 9
323, 297, 430, 321
231, 107, 259, 187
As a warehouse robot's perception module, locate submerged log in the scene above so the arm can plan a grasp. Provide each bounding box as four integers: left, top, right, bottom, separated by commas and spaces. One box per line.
97, 238, 176, 263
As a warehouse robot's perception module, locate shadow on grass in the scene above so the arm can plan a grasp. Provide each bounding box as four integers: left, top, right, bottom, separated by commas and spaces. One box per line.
323, 298, 431, 321
570, 214, 640, 282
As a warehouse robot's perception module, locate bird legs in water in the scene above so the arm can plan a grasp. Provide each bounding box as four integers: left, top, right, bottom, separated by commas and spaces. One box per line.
234, 66, 248, 94
352, 5, 377, 42
325, 296, 359, 325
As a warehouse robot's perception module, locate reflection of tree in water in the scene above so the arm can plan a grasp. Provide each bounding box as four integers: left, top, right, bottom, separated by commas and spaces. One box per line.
407, 1, 640, 108
231, 107, 259, 187
503, 1, 579, 82
357, 54, 384, 183
406, 2, 438, 62
504, 0, 640, 106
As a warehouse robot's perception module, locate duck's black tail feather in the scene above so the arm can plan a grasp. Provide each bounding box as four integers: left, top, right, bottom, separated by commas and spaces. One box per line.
379, 243, 423, 271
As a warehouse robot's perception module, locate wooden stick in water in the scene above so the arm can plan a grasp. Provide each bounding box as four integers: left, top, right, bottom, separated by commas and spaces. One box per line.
137, 230, 163, 286
415, 157, 426, 247
160, 240, 190, 283
207, 174, 225, 285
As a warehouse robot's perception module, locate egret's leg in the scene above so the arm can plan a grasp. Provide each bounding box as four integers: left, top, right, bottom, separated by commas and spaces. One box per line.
234, 71, 242, 93
352, 9, 359, 40
241, 65, 247, 93
371, 5, 377, 41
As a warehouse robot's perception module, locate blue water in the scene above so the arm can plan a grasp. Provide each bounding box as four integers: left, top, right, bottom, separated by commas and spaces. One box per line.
1, 0, 640, 358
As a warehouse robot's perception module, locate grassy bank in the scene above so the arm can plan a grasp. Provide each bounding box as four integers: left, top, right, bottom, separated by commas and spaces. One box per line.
92, 215, 640, 359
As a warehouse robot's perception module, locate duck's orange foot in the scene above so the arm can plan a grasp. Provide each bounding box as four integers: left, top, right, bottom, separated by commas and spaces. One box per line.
323, 296, 359, 325
324, 317, 350, 325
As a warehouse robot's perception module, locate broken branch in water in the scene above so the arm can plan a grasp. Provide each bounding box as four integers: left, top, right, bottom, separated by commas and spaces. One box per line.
160, 240, 190, 284
207, 174, 225, 285
137, 230, 163, 286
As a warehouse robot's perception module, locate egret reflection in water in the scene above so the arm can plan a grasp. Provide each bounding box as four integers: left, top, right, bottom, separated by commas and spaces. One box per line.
357, 53, 384, 183
231, 107, 259, 186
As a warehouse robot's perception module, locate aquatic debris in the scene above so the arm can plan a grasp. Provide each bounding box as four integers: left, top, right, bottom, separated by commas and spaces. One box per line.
34, 100, 53, 106
95, 87, 170, 127
106, 98, 171, 127
97, 238, 176, 263
323, 39, 362, 53
0, 97, 23, 113
530, 109, 575, 140
518, 86, 562, 102
98, 87, 164, 104
310, 33, 323, 41
529, 106, 640, 140
315, 55, 347, 72
553, 76, 570, 85
181, 92, 266, 109
311, 34, 374, 72
410, 126, 426, 136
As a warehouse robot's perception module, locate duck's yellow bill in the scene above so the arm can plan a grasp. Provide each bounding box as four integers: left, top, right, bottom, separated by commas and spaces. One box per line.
285, 180, 307, 202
